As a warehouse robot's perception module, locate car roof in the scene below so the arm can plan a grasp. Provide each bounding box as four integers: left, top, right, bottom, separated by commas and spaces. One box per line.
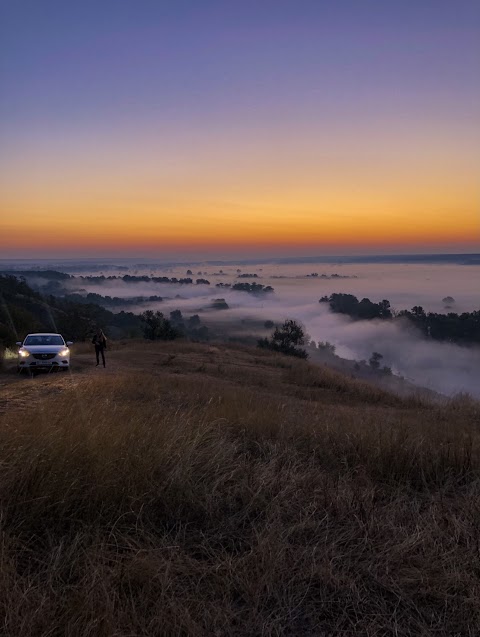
25, 333, 63, 337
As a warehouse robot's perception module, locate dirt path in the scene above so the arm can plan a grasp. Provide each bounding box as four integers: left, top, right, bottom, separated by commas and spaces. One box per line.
0, 342, 278, 414
0, 342, 163, 412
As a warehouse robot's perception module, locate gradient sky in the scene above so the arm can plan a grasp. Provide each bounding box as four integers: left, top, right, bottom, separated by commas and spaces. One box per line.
1, 0, 479, 259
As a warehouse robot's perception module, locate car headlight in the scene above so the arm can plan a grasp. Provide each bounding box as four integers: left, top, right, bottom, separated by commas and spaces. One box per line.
59, 348, 70, 356
19, 349, 30, 357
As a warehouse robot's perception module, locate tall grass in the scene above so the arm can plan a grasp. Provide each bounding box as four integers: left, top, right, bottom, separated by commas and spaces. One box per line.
1, 363, 480, 635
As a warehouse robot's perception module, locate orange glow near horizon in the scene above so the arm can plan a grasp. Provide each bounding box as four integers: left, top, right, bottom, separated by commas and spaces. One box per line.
1, 187, 478, 255
1, 119, 479, 257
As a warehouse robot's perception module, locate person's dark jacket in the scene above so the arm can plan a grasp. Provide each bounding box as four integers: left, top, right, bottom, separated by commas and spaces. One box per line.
92, 333, 107, 348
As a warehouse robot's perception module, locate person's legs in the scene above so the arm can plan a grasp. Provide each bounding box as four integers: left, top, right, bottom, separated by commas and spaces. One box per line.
95, 345, 100, 365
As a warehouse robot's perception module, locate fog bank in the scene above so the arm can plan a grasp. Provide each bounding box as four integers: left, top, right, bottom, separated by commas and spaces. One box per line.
62, 261, 480, 397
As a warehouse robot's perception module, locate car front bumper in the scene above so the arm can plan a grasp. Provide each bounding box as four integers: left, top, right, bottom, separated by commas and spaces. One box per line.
18, 358, 70, 369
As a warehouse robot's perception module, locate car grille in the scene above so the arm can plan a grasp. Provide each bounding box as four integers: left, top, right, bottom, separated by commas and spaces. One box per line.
33, 353, 56, 360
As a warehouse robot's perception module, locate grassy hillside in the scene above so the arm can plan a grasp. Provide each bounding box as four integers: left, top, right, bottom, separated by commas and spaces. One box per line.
1, 341, 479, 636
0, 275, 142, 352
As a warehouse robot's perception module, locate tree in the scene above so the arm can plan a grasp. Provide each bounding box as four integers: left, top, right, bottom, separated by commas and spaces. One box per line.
379, 299, 392, 318
211, 298, 229, 310
357, 298, 380, 319
369, 352, 383, 370
258, 319, 308, 359
232, 282, 274, 294
318, 341, 336, 355
187, 314, 201, 329
140, 311, 179, 341
411, 306, 425, 317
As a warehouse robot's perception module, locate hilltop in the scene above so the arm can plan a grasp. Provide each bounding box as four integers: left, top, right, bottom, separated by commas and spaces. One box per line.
1, 340, 479, 635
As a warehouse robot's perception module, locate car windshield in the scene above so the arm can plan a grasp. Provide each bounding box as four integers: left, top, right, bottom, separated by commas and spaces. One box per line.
24, 335, 64, 346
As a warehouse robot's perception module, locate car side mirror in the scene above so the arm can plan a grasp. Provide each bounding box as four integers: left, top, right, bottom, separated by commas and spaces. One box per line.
66, 341, 73, 346
16, 341, 22, 346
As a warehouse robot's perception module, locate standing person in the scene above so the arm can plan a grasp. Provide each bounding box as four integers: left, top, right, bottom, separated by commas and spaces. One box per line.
92, 328, 107, 367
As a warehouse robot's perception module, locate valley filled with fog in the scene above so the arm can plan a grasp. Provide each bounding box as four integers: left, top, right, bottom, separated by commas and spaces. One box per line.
19, 258, 475, 399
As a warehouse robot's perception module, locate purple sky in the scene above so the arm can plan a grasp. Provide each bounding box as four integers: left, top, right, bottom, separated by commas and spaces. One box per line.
1, 1, 479, 259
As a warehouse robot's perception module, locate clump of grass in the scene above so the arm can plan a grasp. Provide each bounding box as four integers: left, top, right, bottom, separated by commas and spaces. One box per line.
1, 362, 479, 635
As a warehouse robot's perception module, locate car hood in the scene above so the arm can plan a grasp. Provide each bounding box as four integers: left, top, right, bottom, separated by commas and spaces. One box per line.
21, 345, 67, 353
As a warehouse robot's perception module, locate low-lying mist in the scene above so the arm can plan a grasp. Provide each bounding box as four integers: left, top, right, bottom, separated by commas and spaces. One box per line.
61, 261, 480, 397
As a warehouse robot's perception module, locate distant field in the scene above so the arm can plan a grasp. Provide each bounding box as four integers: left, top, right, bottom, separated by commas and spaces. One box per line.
1, 341, 479, 635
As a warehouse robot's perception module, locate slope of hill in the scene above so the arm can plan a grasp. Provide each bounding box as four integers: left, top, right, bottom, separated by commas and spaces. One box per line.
0, 274, 142, 349
1, 341, 479, 635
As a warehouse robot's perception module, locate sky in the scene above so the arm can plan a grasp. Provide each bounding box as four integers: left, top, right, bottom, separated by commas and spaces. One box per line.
1, 0, 479, 259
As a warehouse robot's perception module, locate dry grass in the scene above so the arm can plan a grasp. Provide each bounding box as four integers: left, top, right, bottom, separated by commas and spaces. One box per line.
1, 343, 480, 636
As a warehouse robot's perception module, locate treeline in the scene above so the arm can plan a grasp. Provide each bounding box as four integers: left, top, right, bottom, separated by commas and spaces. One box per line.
215, 282, 274, 294
0, 276, 210, 351
306, 273, 356, 279
141, 310, 209, 341
79, 275, 211, 285
0, 270, 212, 289
397, 306, 480, 344
320, 293, 480, 344
63, 292, 164, 307
0, 269, 72, 280
0, 275, 142, 347
319, 293, 392, 319
2, 270, 276, 297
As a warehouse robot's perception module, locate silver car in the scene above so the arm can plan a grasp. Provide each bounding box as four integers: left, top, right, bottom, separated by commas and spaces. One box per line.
17, 333, 73, 373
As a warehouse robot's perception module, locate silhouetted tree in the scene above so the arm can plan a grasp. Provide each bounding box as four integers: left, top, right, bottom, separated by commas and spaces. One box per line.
169, 310, 185, 334
187, 314, 201, 329
318, 341, 336, 354
411, 306, 426, 317
369, 352, 383, 370
232, 282, 274, 294
211, 299, 229, 310
258, 319, 308, 358
379, 300, 392, 318
141, 310, 179, 341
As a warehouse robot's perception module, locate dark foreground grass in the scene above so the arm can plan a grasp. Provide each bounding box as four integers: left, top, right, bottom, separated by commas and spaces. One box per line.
1, 354, 480, 636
